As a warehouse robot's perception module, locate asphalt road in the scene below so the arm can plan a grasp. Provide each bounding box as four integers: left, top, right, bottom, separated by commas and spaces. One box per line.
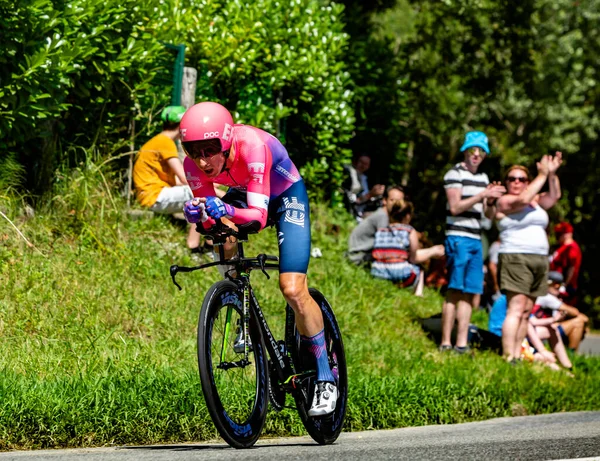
2, 412, 599, 461
579, 334, 600, 356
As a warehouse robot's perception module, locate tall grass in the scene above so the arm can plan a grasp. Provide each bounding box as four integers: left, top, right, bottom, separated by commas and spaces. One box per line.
0, 157, 598, 449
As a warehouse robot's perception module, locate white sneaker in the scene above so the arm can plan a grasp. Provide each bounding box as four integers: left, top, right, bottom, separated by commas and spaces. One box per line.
308, 382, 337, 417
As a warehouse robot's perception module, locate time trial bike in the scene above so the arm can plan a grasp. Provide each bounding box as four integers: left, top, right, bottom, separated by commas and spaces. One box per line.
170, 221, 347, 449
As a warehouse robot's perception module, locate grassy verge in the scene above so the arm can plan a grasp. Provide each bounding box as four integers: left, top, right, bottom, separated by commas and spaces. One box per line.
1, 167, 599, 449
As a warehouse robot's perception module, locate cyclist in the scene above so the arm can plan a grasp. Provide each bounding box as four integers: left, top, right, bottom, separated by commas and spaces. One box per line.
179, 101, 337, 417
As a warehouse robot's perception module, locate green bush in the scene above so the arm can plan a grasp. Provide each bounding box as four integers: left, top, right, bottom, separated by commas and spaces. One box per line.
0, 0, 170, 194
153, 0, 355, 204
2, 0, 355, 204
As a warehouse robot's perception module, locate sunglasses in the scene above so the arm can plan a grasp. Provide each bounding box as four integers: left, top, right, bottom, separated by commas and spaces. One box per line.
182, 139, 223, 160
506, 176, 528, 183
466, 147, 486, 155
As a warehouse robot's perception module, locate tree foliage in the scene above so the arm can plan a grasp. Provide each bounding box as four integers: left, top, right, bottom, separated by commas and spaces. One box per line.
1, 0, 354, 201
348, 0, 600, 321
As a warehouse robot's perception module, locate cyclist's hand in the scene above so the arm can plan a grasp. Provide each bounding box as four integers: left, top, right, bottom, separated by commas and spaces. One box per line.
205, 196, 235, 219
183, 199, 208, 223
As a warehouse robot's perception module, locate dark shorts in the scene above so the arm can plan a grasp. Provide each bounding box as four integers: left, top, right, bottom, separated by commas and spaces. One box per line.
557, 325, 570, 348
499, 253, 548, 297
222, 180, 311, 274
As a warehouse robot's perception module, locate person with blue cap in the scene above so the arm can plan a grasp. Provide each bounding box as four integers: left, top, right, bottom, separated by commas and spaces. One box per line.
439, 131, 506, 354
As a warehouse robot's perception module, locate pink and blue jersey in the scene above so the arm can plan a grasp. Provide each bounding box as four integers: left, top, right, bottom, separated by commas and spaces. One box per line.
184, 124, 301, 230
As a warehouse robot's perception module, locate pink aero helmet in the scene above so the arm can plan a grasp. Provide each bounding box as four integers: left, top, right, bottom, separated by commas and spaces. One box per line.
179, 102, 234, 151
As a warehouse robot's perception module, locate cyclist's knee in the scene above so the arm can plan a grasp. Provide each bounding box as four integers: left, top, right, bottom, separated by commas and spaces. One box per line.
279, 274, 308, 305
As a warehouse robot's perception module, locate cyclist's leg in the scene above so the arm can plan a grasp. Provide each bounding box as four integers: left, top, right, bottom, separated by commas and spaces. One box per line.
273, 182, 336, 415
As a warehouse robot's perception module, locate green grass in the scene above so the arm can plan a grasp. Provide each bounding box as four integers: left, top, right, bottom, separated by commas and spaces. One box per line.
1, 167, 599, 449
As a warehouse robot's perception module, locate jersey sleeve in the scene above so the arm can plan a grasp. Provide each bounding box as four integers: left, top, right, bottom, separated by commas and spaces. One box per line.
230, 145, 273, 230
443, 168, 462, 189
183, 156, 218, 229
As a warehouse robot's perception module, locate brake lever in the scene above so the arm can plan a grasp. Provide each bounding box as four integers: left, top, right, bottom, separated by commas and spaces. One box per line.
257, 254, 270, 280
170, 265, 183, 291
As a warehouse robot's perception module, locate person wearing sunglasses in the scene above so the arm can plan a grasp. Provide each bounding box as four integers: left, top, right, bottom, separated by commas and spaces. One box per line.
495, 152, 563, 363
440, 131, 506, 354
179, 101, 338, 417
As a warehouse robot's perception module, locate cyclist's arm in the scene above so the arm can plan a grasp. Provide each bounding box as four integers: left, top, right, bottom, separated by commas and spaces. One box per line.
183, 157, 220, 229
228, 145, 273, 230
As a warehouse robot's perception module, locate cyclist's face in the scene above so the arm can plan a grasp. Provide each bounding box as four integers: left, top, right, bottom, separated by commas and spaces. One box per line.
183, 139, 227, 178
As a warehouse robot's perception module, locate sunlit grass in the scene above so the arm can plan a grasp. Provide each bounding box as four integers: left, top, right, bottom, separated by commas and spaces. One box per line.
0, 165, 598, 449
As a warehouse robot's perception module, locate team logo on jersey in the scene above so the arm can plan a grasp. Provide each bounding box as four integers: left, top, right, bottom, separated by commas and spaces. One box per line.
185, 172, 203, 190
278, 231, 285, 246
282, 197, 305, 228
222, 123, 233, 141
248, 162, 265, 184
275, 165, 300, 183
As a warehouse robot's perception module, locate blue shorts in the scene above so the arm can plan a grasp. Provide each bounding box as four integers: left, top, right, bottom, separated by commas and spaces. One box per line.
223, 180, 311, 274
445, 235, 484, 294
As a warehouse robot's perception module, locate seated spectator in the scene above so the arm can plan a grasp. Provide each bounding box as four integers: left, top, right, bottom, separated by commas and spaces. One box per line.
133, 106, 201, 251
550, 222, 582, 306
370, 200, 444, 296
542, 269, 589, 352
526, 272, 574, 370
347, 185, 405, 266
342, 154, 385, 220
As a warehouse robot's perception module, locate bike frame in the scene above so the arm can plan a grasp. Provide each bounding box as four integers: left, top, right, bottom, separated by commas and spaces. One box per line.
169, 223, 315, 393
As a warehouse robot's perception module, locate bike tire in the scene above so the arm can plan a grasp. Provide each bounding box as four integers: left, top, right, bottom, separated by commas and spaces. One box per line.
197, 280, 269, 449
287, 288, 348, 445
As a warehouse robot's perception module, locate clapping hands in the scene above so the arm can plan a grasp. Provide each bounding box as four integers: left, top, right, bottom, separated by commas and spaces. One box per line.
484, 181, 506, 205
537, 151, 562, 176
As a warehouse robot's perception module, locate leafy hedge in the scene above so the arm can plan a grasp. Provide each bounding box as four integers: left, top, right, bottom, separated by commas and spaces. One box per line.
1, 0, 355, 202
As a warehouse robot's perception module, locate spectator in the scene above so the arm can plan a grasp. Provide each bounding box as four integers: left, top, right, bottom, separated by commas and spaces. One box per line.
496, 152, 563, 362
370, 200, 444, 295
133, 106, 201, 251
342, 154, 385, 220
550, 222, 582, 306
439, 131, 505, 354
347, 185, 405, 266
482, 239, 501, 310
526, 271, 574, 370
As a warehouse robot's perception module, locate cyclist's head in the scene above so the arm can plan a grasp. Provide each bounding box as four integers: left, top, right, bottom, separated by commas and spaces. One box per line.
160, 105, 186, 131
180, 101, 234, 152
180, 102, 235, 178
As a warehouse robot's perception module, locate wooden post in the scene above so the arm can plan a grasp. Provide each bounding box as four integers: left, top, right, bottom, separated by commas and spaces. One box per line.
178, 66, 197, 160
181, 67, 197, 109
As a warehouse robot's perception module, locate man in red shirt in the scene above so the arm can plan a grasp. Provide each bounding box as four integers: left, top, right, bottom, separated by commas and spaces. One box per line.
550, 222, 582, 306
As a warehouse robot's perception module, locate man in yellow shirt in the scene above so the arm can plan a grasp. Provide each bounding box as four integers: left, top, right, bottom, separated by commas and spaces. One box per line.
133, 106, 201, 250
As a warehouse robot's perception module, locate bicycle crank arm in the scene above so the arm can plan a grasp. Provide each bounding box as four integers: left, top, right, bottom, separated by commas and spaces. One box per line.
283, 370, 316, 390
217, 359, 252, 370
